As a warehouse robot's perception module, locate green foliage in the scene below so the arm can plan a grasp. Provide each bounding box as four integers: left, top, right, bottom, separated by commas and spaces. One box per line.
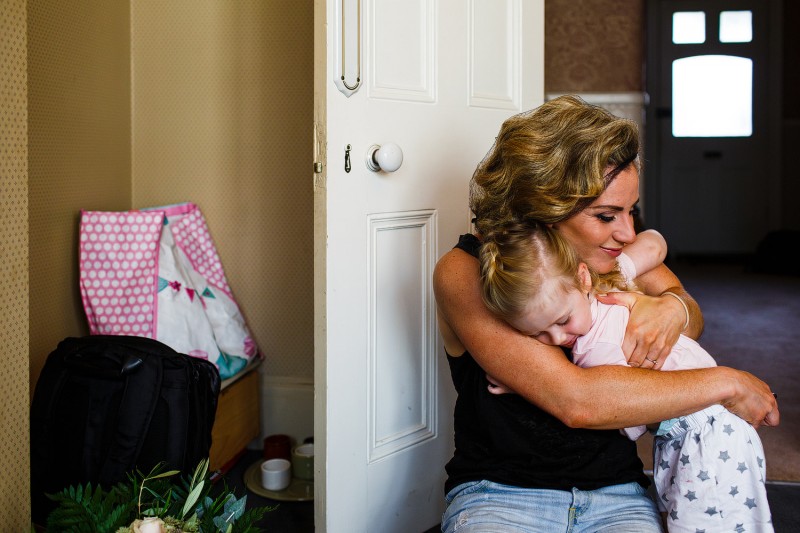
45, 460, 274, 533
194, 489, 275, 533
46, 482, 134, 533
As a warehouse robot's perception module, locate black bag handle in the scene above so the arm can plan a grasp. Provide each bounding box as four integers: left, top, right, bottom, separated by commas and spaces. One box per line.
64, 348, 144, 378
60, 335, 179, 378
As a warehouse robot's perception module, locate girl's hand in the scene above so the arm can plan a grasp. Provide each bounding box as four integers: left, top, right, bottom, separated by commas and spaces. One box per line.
595, 291, 685, 369
486, 373, 515, 395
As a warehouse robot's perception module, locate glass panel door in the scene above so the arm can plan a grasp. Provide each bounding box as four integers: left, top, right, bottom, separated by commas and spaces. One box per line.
646, 0, 771, 256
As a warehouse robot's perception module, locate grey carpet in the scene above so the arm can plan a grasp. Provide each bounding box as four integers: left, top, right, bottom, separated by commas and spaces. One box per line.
637, 260, 800, 482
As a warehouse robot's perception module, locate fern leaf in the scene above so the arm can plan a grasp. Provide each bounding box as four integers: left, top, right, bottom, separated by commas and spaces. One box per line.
46, 481, 138, 533
98, 502, 134, 532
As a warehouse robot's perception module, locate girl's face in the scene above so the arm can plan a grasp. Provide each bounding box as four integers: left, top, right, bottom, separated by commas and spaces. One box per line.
507, 263, 594, 348
554, 165, 640, 275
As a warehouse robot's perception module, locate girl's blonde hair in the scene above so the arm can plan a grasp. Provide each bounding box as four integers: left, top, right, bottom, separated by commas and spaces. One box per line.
470, 95, 640, 239
480, 223, 632, 321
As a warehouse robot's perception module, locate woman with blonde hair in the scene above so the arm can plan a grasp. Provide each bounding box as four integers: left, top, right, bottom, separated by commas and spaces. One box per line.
433, 95, 778, 532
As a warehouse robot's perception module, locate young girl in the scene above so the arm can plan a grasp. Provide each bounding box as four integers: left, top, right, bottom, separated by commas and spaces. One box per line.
479, 223, 773, 532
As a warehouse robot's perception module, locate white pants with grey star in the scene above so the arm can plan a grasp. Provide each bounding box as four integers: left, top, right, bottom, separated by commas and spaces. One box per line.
653, 404, 773, 532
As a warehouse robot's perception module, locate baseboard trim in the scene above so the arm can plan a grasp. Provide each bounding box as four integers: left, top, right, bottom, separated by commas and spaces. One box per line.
255, 375, 314, 450
765, 480, 800, 486
645, 469, 800, 486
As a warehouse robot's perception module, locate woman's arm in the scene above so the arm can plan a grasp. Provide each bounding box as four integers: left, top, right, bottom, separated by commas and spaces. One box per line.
434, 247, 779, 429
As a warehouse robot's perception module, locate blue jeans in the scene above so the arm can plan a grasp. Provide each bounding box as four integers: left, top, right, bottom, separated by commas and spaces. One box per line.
441, 480, 663, 533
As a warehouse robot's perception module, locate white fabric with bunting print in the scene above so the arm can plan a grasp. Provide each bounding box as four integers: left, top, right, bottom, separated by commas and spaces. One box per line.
79, 202, 259, 380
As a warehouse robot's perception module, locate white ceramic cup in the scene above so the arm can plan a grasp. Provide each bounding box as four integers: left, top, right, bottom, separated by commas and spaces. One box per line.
261, 458, 292, 491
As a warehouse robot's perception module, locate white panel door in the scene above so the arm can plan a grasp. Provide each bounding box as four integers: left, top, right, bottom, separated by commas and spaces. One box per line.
315, 1, 543, 531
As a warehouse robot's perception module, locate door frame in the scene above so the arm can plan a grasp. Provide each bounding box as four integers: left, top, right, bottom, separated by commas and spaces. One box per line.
643, 0, 784, 245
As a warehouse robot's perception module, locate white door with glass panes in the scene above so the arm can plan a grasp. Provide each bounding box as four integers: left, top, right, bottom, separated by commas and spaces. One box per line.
645, 0, 780, 255
314, 0, 544, 531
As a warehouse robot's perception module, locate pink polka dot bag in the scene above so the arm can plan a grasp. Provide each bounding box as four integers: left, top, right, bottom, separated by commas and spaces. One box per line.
79, 202, 259, 379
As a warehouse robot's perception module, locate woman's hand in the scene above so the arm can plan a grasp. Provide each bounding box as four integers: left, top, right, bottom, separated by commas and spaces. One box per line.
596, 290, 685, 369
719, 367, 780, 428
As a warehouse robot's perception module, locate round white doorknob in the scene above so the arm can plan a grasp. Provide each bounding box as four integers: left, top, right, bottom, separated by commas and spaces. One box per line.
366, 142, 403, 172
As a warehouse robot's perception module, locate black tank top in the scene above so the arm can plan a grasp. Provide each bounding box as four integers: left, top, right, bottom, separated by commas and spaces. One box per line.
444, 233, 648, 494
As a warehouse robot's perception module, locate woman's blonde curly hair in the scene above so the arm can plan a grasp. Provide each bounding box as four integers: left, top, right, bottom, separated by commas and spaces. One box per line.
470, 95, 640, 239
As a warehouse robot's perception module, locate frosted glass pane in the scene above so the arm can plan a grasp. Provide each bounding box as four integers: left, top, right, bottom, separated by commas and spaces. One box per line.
672, 55, 752, 137
720, 11, 752, 43
673, 12, 705, 44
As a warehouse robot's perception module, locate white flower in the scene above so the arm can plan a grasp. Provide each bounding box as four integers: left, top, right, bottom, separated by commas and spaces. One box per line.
132, 517, 166, 533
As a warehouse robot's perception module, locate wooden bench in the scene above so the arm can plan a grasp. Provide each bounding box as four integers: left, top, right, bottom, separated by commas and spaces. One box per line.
209, 359, 262, 471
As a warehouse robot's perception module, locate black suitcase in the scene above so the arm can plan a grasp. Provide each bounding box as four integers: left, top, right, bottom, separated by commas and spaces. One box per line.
30, 335, 221, 524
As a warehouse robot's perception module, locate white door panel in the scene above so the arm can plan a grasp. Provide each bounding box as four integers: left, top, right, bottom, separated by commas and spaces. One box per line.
369, 0, 434, 101
367, 211, 437, 464
317, 1, 544, 531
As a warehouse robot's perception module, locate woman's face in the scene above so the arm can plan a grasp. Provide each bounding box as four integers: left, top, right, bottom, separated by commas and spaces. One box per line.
554, 165, 639, 274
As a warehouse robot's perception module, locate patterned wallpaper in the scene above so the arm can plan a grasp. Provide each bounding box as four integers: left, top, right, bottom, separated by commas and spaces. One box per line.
131, 0, 314, 380
27, 0, 132, 391
0, 0, 30, 528
545, 0, 645, 93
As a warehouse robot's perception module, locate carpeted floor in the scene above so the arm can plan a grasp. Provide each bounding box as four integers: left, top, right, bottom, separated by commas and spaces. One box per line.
636, 259, 800, 482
